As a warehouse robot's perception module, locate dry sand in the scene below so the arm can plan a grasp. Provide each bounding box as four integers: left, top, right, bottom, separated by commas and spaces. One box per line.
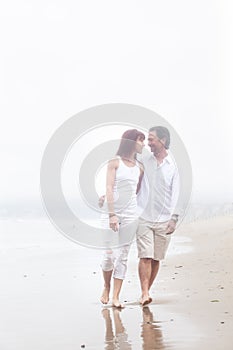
0, 214, 233, 349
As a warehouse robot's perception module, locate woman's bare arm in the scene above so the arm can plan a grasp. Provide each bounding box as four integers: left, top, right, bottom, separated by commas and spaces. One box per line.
106, 158, 119, 231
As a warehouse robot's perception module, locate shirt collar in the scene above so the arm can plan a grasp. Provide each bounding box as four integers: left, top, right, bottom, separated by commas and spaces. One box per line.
150, 151, 173, 164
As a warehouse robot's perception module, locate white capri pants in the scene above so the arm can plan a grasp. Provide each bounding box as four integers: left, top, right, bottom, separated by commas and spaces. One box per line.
101, 214, 138, 280
101, 244, 131, 280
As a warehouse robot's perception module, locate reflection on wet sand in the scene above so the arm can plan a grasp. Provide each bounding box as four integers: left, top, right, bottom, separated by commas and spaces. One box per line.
141, 306, 165, 350
102, 306, 166, 350
102, 308, 132, 349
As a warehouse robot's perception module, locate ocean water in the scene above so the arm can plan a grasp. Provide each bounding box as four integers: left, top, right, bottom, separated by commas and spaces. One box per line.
0, 200, 232, 259
1, 199, 233, 223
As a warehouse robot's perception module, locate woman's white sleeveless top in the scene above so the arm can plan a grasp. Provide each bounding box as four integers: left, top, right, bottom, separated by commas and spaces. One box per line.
111, 157, 140, 216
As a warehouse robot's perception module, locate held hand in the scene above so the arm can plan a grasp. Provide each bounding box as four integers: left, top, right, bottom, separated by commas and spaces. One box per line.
98, 195, 106, 208
166, 219, 177, 235
109, 215, 119, 232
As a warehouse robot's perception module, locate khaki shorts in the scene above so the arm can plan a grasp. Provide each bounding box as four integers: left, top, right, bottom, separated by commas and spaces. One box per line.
136, 219, 171, 260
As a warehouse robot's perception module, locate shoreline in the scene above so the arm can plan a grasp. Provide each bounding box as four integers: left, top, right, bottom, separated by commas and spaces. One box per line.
0, 215, 233, 349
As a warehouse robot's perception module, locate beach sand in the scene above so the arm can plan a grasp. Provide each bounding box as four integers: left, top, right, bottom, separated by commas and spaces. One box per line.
0, 214, 233, 349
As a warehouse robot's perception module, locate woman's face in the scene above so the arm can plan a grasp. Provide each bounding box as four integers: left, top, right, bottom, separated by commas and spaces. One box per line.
135, 137, 145, 154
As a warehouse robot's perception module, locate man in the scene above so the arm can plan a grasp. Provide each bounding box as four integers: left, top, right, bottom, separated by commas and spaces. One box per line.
136, 126, 180, 306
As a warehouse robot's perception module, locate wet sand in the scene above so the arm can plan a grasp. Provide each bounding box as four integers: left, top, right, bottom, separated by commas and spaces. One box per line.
0, 215, 233, 349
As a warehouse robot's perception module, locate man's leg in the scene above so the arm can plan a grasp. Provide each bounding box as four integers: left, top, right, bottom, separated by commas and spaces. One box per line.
138, 257, 153, 305
148, 259, 160, 291
147, 221, 171, 292
136, 220, 154, 305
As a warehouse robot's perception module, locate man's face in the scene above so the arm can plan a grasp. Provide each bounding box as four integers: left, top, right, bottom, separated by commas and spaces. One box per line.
147, 131, 165, 154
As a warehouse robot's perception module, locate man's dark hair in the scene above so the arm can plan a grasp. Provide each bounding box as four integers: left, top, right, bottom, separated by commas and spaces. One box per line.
149, 126, 170, 149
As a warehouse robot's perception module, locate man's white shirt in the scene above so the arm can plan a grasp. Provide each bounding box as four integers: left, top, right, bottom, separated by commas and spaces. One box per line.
137, 150, 180, 222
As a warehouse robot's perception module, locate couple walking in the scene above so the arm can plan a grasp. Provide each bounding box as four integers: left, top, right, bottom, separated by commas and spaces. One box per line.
99, 126, 179, 308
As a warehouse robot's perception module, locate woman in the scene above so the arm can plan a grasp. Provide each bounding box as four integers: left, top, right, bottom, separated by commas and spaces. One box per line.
100, 129, 145, 308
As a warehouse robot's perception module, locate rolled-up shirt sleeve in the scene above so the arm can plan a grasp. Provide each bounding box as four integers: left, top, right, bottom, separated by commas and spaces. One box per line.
171, 167, 182, 217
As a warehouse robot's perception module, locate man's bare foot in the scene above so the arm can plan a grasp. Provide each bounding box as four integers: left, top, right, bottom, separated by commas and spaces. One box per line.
112, 299, 125, 309
100, 288, 110, 304
140, 295, 152, 306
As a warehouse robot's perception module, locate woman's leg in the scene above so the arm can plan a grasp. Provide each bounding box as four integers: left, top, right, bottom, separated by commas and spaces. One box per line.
101, 270, 113, 304
112, 278, 124, 307
101, 249, 115, 304
112, 244, 131, 307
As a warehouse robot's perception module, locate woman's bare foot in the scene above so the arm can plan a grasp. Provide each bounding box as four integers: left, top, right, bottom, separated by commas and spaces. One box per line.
100, 287, 110, 304
112, 299, 125, 308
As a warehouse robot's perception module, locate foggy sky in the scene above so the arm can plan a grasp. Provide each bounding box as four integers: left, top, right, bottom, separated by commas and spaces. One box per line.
1, 0, 233, 206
